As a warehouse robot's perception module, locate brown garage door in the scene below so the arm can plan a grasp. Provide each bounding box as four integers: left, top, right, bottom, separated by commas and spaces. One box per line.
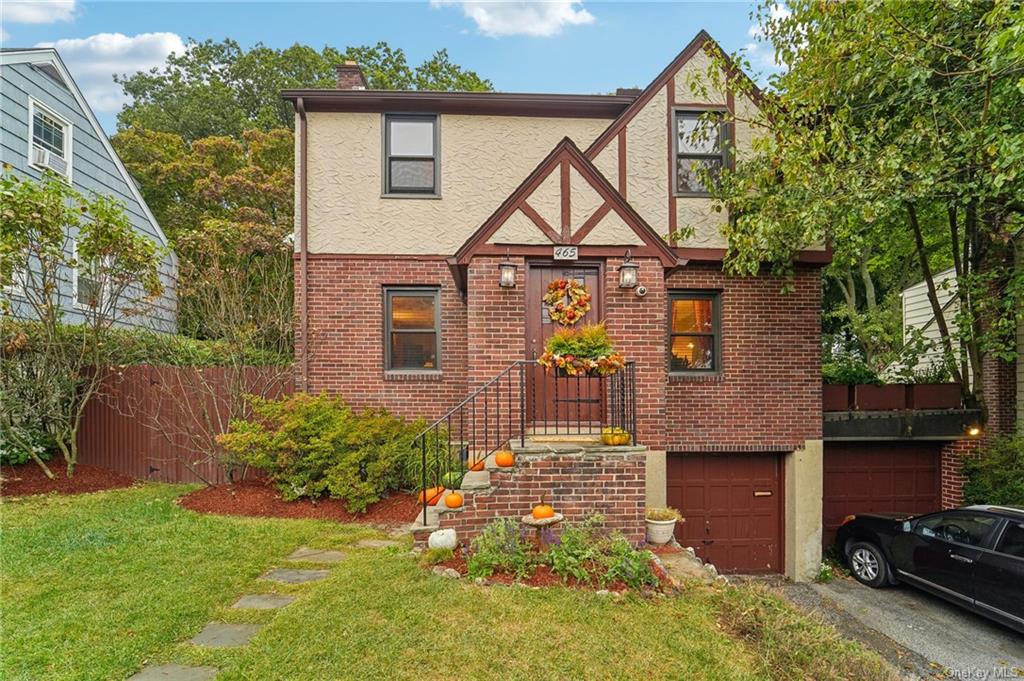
667, 454, 783, 574
823, 441, 941, 546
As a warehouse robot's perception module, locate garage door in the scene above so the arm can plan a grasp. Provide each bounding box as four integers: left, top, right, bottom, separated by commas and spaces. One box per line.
667, 454, 783, 574
823, 441, 941, 546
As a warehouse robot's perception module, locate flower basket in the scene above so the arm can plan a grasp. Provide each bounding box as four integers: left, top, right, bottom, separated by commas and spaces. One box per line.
537, 323, 625, 376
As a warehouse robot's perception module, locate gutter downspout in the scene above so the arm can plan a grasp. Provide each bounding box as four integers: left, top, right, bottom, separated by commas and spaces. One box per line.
297, 97, 309, 391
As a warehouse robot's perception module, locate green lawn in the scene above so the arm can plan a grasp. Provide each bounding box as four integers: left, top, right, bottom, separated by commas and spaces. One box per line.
1, 484, 894, 681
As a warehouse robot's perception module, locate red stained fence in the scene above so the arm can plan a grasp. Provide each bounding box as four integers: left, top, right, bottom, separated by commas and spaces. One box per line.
76, 365, 293, 484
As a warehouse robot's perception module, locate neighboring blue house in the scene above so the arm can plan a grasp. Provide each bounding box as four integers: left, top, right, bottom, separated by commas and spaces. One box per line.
1, 48, 176, 332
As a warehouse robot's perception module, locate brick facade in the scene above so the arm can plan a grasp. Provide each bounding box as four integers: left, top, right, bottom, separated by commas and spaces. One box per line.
300, 255, 468, 422
434, 450, 647, 544
664, 264, 823, 452
940, 439, 982, 508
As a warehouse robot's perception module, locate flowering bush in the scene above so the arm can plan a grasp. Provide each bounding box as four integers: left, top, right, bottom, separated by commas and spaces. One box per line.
537, 323, 625, 376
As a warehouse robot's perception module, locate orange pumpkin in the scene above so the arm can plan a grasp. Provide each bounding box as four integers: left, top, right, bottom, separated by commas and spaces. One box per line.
469, 458, 485, 472
531, 494, 555, 520
444, 491, 464, 509
418, 486, 445, 505
494, 451, 515, 468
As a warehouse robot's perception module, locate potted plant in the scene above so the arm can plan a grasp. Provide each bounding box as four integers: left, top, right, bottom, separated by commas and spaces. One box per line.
538, 323, 626, 377
645, 507, 684, 545
601, 427, 632, 446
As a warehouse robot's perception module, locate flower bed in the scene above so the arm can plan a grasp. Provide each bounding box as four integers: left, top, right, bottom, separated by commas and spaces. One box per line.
422, 515, 670, 594
1, 460, 136, 498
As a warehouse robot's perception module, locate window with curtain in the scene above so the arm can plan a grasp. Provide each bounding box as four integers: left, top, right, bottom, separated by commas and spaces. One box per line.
384, 114, 438, 194
385, 287, 440, 371
669, 291, 720, 372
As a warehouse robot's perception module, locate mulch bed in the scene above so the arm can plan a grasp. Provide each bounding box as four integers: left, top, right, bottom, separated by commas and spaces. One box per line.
178, 479, 418, 525
1, 460, 137, 498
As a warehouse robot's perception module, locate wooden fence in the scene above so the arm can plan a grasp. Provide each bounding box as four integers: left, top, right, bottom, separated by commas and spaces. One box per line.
76, 365, 293, 484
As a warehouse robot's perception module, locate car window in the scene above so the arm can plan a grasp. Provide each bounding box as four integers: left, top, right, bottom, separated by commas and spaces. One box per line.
996, 522, 1024, 558
914, 513, 999, 546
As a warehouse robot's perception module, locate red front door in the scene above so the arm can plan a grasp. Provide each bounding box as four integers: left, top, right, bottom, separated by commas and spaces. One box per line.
524, 263, 603, 428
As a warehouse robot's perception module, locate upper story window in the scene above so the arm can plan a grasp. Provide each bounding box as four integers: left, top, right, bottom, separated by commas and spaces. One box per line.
384, 287, 441, 371
73, 242, 109, 311
669, 291, 720, 373
384, 114, 438, 195
28, 100, 72, 180
674, 111, 727, 196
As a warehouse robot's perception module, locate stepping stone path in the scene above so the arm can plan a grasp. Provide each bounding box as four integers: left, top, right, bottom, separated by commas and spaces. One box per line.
127, 664, 218, 681
131, 543, 360, 678
190, 622, 263, 648
287, 546, 346, 563
261, 568, 331, 584
354, 538, 401, 549
232, 593, 296, 610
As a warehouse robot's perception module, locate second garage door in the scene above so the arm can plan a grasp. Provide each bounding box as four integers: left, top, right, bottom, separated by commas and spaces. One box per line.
823, 441, 941, 547
667, 453, 783, 574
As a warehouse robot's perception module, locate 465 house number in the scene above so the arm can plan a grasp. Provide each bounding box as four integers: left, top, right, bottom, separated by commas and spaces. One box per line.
553, 246, 578, 260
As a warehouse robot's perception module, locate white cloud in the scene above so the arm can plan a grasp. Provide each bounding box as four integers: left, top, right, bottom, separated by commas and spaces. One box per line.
744, 3, 791, 73
3, 0, 76, 24
35, 32, 184, 112
431, 0, 595, 38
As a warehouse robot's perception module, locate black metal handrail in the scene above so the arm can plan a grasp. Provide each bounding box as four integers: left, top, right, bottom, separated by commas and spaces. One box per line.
412, 360, 637, 525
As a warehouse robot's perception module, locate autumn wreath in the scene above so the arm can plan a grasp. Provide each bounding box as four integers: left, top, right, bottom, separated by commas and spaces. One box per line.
543, 278, 592, 326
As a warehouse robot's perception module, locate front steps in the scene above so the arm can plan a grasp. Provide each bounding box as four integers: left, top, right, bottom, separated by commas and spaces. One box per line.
409, 438, 647, 545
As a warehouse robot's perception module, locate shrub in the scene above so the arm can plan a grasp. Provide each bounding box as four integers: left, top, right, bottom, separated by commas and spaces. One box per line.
601, 536, 658, 589
962, 435, 1024, 506
821, 355, 880, 385
217, 393, 422, 513
466, 517, 536, 579
420, 547, 454, 567
0, 433, 53, 466
544, 515, 659, 590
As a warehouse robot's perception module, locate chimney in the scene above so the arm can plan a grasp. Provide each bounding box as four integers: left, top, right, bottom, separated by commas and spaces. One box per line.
336, 61, 367, 90
615, 87, 642, 97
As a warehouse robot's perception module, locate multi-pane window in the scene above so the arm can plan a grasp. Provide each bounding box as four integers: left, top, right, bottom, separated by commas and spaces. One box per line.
669, 292, 720, 372
384, 114, 438, 194
33, 109, 66, 158
385, 288, 440, 371
675, 111, 727, 195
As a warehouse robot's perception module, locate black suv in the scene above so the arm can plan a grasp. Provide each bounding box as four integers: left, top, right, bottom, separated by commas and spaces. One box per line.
835, 505, 1024, 633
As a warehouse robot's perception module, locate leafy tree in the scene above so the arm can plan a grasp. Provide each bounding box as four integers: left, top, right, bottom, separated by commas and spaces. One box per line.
115, 39, 493, 140
111, 127, 294, 342
0, 168, 164, 477
683, 0, 1023, 410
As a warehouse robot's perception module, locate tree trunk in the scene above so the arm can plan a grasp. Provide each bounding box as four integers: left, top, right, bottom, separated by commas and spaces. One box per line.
30, 451, 55, 479
907, 202, 965, 388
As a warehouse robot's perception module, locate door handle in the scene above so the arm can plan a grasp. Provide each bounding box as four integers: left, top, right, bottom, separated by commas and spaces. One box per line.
949, 552, 974, 564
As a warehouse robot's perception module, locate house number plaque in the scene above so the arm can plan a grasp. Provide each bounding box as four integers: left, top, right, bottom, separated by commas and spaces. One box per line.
553, 246, 578, 261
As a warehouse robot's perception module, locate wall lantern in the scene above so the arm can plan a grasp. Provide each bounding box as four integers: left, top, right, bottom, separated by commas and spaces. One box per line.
498, 250, 517, 288
618, 249, 639, 289
966, 421, 983, 438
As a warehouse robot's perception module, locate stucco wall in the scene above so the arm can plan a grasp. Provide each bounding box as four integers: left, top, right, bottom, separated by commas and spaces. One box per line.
303, 113, 609, 255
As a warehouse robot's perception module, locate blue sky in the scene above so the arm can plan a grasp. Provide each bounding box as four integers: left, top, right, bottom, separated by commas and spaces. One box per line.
2, 1, 780, 132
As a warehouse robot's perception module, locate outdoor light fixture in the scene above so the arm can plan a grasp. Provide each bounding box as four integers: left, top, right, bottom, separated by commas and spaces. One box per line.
498, 250, 517, 288
966, 422, 983, 438
618, 249, 639, 289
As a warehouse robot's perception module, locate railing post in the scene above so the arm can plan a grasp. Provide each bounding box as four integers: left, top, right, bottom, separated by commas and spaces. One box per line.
420, 436, 427, 525
519, 363, 526, 447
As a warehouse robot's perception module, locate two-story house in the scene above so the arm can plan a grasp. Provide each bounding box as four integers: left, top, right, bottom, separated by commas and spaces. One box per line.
1, 48, 176, 331
285, 31, 828, 580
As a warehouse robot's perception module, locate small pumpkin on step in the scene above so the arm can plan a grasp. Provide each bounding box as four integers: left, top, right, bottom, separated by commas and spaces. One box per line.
444, 491, 464, 509
469, 458, 485, 472
494, 451, 515, 468
531, 494, 555, 520
418, 486, 445, 505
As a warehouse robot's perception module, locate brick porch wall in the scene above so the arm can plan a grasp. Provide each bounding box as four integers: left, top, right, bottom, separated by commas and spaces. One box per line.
664, 264, 823, 452
437, 450, 647, 544
298, 255, 468, 421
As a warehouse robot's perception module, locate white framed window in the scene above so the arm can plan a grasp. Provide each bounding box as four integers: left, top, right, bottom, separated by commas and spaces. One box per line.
27, 99, 73, 181
72, 241, 109, 311
3, 265, 27, 298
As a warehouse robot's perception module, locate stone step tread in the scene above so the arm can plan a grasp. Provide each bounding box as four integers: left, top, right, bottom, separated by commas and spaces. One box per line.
190, 622, 263, 648
459, 470, 491, 489
127, 664, 219, 681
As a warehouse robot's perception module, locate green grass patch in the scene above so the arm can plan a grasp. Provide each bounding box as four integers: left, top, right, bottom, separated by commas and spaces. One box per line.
2, 485, 893, 680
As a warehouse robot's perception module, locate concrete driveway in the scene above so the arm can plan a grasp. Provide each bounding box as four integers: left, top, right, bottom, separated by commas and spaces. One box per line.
781, 576, 1024, 679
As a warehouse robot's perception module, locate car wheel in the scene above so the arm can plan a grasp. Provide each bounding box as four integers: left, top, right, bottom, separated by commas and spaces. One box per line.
847, 541, 890, 588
